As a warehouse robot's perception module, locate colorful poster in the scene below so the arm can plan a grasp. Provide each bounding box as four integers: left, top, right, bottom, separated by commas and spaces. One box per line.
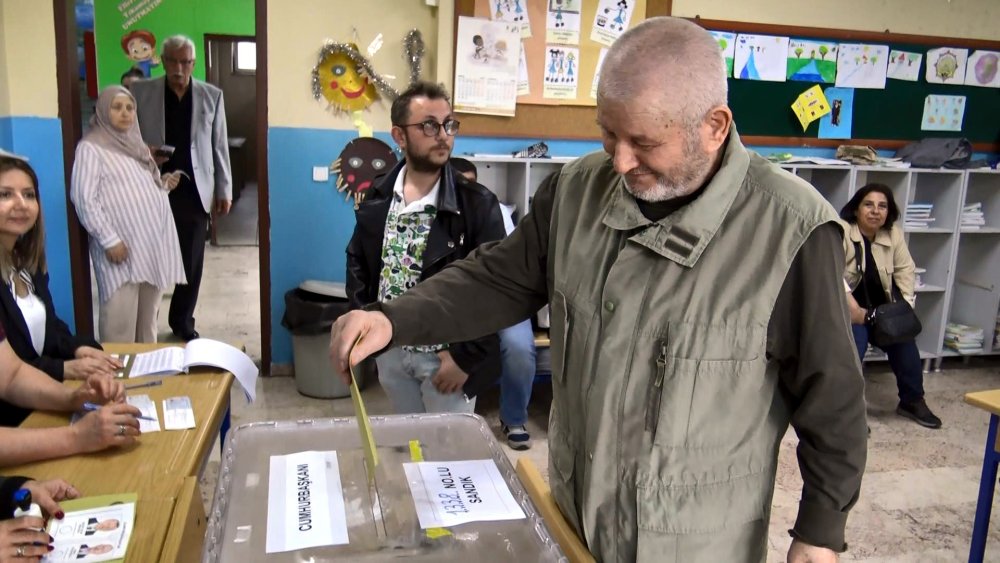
590, 47, 609, 98
791, 85, 831, 130
818, 87, 854, 139
490, 0, 532, 39
546, 0, 581, 44
710, 31, 736, 77
591, 0, 635, 47
517, 47, 530, 96
965, 50, 1000, 88
787, 40, 838, 82
886, 50, 922, 81
835, 43, 889, 89
543, 45, 580, 99
454, 16, 521, 116
926, 47, 968, 85
921, 95, 966, 131
734, 34, 790, 82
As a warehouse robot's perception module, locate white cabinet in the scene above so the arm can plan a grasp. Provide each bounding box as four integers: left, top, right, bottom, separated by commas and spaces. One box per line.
467, 156, 574, 220
781, 164, 853, 212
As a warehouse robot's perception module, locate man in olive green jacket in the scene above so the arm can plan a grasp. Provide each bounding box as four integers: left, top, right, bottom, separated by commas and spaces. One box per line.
331, 17, 867, 563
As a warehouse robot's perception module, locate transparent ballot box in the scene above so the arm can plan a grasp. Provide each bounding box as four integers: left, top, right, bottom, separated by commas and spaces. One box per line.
204, 413, 567, 561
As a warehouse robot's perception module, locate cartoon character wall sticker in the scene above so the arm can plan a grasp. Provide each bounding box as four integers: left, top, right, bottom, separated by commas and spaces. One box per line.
120, 29, 160, 77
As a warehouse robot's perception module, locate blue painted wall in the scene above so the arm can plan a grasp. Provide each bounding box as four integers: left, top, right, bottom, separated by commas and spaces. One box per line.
0, 116, 75, 332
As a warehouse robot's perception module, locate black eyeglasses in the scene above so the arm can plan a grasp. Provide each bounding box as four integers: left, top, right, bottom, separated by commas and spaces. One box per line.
400, 119, 461, 137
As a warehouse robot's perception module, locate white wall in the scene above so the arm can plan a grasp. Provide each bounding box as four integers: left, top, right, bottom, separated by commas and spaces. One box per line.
0, 0, 58, 118
671, 0, 1000, 42
267, 0, 439, 129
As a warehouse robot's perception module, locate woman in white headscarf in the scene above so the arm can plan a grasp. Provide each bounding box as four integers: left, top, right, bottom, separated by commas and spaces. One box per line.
71, 86, 186, 343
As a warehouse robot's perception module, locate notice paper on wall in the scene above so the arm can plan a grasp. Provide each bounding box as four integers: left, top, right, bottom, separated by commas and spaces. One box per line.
403, 459, 526, 529
266, 451, 349, 553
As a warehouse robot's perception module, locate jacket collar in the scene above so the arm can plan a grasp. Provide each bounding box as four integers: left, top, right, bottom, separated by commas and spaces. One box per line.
371, 159, 460, 214
847, 221, 893, 247
602, 127, 751, 267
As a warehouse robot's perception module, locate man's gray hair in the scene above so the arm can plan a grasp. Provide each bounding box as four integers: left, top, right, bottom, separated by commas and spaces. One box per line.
162, 35, 196, 58
597, 17, 727, 125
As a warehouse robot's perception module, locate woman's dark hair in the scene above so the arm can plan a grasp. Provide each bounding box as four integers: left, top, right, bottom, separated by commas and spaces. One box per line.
839, 182, 900, 228
0, 157, 47, 277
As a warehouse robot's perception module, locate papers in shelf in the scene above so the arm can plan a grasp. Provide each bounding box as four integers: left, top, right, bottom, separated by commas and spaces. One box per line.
904, 203, 935, 229
944, 322, 984, 354
962, 202, 986, 229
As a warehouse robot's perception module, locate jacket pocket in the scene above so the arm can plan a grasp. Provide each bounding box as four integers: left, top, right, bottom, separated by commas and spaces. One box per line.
644, 342, 668, 441
548, 290, 572, 386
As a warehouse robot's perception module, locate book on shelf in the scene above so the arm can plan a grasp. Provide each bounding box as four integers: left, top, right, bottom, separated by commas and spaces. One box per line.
944, 322, 984, 354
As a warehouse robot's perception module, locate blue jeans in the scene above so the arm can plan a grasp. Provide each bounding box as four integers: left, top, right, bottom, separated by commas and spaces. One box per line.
851, 324, 924, 404
376, 347, 476, 414
498, 320, 537, 426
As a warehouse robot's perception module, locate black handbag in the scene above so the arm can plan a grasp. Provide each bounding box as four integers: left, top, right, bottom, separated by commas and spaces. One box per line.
852, 241, 922, 348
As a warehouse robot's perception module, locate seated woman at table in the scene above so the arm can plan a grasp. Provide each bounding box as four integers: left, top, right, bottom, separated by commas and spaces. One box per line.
0, 322, 141, 466
0, 157, 120, 400
0, 475, 79, 559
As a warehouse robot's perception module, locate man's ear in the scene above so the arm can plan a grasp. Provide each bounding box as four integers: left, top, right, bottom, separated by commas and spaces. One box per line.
701, 105, 733, 153
390, 126, 405, 149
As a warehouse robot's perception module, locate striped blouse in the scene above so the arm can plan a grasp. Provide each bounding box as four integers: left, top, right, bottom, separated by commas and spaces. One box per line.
70, 140, 187, 303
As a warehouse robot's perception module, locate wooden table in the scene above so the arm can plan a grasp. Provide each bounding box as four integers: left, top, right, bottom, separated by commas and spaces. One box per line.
964, 389, 1000, 563
7, 343, 235, 562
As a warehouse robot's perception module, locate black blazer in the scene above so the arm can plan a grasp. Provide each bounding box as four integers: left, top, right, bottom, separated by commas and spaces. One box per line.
346, 161, 506, 398
0, 271, 99, 426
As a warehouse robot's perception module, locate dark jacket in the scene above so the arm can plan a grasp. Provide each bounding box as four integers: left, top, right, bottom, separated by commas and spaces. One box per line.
346, 160, 506, 398
0, 271, 100, 426
0, 475, 32, 520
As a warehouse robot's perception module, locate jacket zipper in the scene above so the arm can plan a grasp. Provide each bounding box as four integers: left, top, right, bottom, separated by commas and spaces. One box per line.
557, 292, 571, 382
644, 342, 668, 440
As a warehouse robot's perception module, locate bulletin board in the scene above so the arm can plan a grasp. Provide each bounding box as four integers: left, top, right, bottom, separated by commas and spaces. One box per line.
456, 0, 672, 138
471, 0, 647, 107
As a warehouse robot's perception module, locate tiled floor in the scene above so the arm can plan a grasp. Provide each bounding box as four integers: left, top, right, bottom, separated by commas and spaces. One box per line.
121, 244, 1000, 561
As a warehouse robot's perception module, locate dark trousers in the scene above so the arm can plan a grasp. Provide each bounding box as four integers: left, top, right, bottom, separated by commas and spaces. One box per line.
851, 323, 925, 404
168, 185, 209, 335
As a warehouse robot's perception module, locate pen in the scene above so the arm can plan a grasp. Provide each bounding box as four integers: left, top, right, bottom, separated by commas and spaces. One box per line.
82, 402, 157, 422
125, 380, 162, 391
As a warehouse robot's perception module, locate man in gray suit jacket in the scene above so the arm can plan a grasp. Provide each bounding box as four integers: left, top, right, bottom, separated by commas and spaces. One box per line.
132, 35, 232, 341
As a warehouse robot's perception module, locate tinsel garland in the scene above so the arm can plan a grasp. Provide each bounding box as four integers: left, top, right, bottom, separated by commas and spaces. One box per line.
403, 29, 425, 86
311, 41, 398, 110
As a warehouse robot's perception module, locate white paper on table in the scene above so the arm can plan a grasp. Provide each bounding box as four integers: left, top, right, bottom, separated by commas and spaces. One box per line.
403, 459, 526, 529
129, 347, 185, 377
926, 47, 968, 85
183, 339, 259, 402
836, 43, 889, 89
45, 503, 135, 562
162, 396, 196, 430
734, 34, 790, 82
125, 394, 160, 433
266, 451, 349, 553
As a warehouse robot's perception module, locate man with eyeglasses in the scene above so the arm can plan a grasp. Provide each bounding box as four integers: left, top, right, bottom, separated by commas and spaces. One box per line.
132, 34, 233, 342
344, 81, 506, 415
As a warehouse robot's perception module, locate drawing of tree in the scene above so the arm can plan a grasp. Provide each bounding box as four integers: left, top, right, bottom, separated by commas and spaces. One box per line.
871, 55, 878, 65
718, 38, 728, 51
819, 45, 829, 60
795, 47, 803, 58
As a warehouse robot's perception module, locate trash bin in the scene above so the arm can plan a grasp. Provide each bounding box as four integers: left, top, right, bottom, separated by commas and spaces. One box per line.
282, 280, 353, 398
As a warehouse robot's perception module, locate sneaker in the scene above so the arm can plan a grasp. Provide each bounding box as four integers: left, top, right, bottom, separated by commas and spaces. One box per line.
896, 399, 942, 429
502, 424, 531, 450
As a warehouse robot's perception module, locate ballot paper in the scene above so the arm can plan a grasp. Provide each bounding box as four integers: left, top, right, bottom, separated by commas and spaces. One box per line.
266, 451, 349, 553
162, 396, 195, 430
45, 497, 135, 562
123, 338, 258, 402
125, 394, 160, 433
402, 459, 526, 528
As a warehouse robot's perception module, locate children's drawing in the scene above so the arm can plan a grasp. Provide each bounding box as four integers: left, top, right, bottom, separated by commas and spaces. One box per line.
543, 45, 580, 100
491, 0, 532, 39
835, 43, 889, 90
786, 39, 837, 83
886, 50, 922, 82
591, 47, 609, 98
591, 0, 634, 47
818, 87, 854, 139
790, 85, 831, 131
710, 31, 736, 77
964, 50, 1000, 88
921, 95, 966, 131
925, 47, 968, 85
734, 34, 790, 82
546, 0, 582, 44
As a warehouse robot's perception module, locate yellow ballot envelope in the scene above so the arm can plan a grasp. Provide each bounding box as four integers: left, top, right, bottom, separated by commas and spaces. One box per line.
349, 338, 379, 485
791, 85, 832, 131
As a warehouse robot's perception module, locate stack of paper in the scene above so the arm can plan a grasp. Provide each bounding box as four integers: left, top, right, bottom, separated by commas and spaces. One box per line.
904, 203, 935, 229
944, 322, 984, 354
914, 266, 927, 289
962, 202, 985, 229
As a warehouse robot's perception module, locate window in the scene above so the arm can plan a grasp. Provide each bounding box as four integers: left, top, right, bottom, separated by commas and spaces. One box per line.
234, 41, 256, 73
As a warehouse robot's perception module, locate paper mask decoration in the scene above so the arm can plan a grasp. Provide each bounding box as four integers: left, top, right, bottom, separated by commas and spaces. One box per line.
710, 31, 736, 77
787, 40, 838, 83
965, 50, 1000, 88
311, 42, 397, 114
330, 137, 398, 207
734, 34, 790, 82
887, 50, 922, 81
836, 44, 889, 89
818, 87, 854, 139
926, 47, 968, 85
791, 85, 831, 131
921, 95, 966, 132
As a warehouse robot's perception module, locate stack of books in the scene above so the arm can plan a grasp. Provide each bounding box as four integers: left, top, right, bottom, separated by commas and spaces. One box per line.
994, 311, 1000, 349
962, 202, 986, 230
904, 203, 935, 229
914, 267, 927, 289
944, 322, 984, 354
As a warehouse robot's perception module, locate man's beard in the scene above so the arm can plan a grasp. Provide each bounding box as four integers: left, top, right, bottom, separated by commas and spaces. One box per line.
405, 144, 451, 174
624, 133, 713, 203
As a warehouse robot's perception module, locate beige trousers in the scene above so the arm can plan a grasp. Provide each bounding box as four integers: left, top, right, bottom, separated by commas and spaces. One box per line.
99, 282, 163, 343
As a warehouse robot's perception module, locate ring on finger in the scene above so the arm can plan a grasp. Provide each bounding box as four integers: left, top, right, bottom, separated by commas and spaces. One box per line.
16, 545, 25, 557
117, 424, 126, 436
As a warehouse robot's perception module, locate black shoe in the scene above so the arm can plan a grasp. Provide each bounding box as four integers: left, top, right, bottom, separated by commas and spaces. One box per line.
896, 399, 942, 429
174, 329, 200, 342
